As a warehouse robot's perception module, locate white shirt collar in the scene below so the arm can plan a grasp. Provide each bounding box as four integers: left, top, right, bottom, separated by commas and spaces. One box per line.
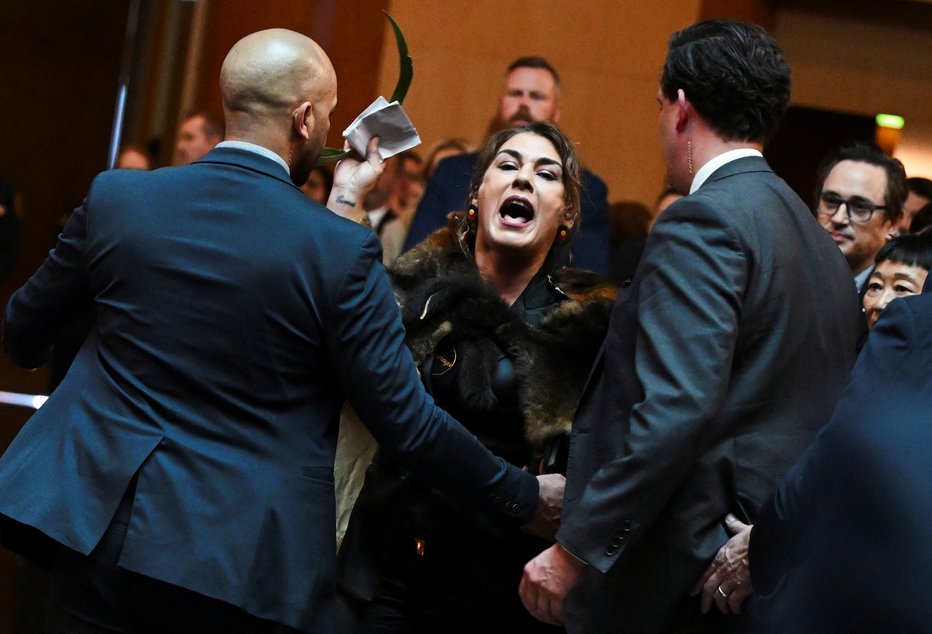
215, 141, 291, 176
689, 148, 763, 194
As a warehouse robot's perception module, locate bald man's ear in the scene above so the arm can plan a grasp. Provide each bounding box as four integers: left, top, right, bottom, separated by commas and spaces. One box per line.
551, 103, 562, 124
293, 102, 313, 140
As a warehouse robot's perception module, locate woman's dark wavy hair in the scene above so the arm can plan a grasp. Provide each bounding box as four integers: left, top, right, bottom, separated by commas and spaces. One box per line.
459, 121, 582, 253
661, 19, 791, 145
874, 233, 932, 272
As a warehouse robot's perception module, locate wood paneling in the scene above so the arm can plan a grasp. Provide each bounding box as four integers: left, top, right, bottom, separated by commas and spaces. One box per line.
179, 0, 389, 150
699, 0, 777, 29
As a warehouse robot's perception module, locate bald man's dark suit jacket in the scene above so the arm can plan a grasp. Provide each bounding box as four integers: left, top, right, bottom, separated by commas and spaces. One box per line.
0, 147, 536, 633
748, 291, 932, 633
556, 156, 862, 633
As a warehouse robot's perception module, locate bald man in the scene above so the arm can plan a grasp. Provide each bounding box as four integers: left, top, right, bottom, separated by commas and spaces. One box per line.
0, 29, 554, 633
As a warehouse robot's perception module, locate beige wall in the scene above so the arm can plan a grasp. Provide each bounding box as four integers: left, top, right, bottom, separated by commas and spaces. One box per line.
376, 1, 703, 207
774, 8, 932, 177
376, 3, 932, 207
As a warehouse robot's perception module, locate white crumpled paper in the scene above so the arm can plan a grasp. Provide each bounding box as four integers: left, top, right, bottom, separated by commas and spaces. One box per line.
342, 96, 421, 161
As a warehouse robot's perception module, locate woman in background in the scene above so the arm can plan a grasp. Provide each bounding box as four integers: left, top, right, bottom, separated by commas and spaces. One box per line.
863, 233, 932, 330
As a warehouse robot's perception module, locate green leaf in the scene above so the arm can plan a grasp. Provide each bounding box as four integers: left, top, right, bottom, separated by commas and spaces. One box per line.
316, 147, 350, 164
385, 11, 413, 105
316, 12, 413, 165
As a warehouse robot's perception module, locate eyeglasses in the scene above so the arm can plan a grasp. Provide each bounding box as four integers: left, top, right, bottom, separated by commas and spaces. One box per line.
817, 192, 887, 223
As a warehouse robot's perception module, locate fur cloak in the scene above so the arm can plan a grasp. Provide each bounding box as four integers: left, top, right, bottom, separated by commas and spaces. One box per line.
390, 222, 617, 448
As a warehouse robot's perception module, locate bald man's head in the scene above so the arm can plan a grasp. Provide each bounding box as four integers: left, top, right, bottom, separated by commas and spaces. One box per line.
220, 29, 338, 184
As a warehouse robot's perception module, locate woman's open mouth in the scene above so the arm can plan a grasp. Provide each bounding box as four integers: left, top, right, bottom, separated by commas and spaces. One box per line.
499, 196, 534, 228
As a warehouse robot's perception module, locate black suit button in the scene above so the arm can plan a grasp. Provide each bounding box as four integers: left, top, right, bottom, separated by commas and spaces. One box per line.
606, 546, 617, 556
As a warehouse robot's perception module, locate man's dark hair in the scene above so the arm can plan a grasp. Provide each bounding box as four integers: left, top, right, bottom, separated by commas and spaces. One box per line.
507, 56, 561, 88
907, 176, 932, 201
910, 203, 932, 235
661, 19, 790, 144
813, 142, 907, 225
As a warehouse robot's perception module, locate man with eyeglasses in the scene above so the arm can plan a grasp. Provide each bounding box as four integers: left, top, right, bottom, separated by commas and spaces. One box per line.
815, 142, 907, 292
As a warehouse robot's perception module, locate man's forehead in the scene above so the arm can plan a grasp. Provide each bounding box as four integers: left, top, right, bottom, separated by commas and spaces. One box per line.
505, 67, 557, 91
825, 160, 888, 191
183, 116, 204, 130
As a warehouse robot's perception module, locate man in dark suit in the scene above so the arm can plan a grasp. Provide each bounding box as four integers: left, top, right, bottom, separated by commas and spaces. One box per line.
402, 56, 611, 274
0, 29, 558, 634
695, 286, 932, 632
519, 19, 862, 633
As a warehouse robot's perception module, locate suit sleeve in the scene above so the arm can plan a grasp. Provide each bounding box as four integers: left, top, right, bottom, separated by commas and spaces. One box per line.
557, 197, 747, 572
749, 295, 917, 593
325, 231, 538, 522
4, 199, 92, 368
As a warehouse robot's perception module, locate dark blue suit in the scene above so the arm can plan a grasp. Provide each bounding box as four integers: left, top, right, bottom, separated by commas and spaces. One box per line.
749, 291, 932, 632
403, 151, 611, 274
0, 147, 536, 632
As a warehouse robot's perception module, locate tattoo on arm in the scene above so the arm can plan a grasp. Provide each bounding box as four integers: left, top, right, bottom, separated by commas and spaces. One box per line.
336, 194, 356, 207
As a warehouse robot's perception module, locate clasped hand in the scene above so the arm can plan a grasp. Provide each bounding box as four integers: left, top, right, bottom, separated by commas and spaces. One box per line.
525, 473, 565, 540
690, 513, 753, 614
518, 474, 589, 626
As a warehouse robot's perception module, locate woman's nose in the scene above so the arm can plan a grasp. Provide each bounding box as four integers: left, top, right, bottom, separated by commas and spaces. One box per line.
876, 288, 896, 311
513, 168, 533, 191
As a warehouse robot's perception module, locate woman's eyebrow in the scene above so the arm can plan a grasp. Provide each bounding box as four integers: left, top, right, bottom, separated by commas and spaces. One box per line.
498, 148, 562, 169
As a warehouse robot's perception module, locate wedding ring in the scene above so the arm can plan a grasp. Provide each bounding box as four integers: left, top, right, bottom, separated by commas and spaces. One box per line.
717, 585, 728, 598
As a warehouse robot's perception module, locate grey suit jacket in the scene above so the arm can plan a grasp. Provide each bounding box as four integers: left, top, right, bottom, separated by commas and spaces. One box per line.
557, 156, 861, 633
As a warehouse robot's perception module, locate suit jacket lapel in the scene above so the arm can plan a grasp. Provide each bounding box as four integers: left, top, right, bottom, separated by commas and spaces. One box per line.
700, 155, 773, 188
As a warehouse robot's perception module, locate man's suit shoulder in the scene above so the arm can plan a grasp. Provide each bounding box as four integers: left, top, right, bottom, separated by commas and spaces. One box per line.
902, 289, 932, 320
580, 168, 608, 198
432, 152, 478, 185
86, 163, 378, 255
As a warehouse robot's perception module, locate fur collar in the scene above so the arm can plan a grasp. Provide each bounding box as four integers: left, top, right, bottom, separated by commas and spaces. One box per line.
390, 223, 616, 447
